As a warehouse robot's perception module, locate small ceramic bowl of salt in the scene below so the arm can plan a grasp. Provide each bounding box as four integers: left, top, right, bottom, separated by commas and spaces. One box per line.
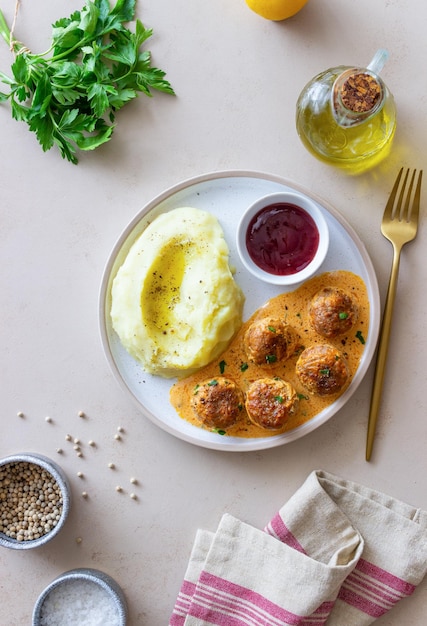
32, 568, 127, 626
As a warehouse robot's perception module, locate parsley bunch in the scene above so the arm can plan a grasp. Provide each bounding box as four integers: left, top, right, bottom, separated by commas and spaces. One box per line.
0, 0, 175, 163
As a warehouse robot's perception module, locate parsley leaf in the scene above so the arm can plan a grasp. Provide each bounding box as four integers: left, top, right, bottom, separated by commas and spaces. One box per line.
0, 0, 174, 163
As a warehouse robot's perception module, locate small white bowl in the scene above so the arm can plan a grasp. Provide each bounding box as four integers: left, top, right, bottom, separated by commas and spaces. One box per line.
236, 191, 329, 286
32, 568, 128, 625
0, 453, 71, 550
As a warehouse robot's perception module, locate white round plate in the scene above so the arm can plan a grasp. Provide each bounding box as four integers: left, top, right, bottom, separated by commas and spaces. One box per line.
99, 171, 380, 451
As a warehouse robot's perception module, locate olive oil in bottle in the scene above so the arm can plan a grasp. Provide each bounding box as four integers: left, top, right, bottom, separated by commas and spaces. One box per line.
296, 51, 396, 174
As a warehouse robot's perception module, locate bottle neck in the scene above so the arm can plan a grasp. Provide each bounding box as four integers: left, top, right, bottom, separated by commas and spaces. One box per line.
331, 68, 386, 127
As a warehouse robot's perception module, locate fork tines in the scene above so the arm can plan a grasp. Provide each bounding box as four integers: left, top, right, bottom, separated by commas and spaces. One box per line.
389, 168, 423, 221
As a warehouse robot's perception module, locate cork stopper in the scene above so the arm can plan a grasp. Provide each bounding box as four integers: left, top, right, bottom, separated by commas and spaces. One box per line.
339, 72, 381, 113
332, 68, 385, 127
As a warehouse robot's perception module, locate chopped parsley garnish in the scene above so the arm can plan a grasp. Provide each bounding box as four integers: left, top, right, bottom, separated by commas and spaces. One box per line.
219, 360, 226, 374
267, 325, 277, 333
356, 330, 366, 344
208, 379, 218, 386
240, 362, 249, 372
339, 311, 349, 319
320, 368, 330, 376
265, 354, 277, 364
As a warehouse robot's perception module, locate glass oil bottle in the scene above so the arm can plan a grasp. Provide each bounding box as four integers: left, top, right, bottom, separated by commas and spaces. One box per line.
296, 50, 396, 174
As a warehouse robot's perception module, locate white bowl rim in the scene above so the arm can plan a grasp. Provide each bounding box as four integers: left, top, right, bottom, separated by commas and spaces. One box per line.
236, 190, 330, 285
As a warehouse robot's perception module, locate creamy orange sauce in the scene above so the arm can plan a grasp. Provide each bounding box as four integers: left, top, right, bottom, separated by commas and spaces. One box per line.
170, 271, 369, 438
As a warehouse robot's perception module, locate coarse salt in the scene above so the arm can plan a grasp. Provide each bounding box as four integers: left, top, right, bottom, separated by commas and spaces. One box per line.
40, 578, 121, 626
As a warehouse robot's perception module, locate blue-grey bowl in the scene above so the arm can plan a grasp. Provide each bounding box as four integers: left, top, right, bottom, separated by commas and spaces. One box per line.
0, 452, 71, 550
32, 568, 128, 625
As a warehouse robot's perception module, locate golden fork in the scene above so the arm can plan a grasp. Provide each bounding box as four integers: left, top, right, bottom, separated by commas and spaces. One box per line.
366, 167, 423, 461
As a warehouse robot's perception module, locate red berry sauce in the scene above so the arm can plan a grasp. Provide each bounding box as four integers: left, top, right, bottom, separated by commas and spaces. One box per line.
246, 203, 319, 276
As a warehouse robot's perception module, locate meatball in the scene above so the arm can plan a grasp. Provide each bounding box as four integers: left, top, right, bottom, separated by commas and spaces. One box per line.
244, 317, 299, 366
309, 287, 358, 338
191, 377, 244, 429
296, 344, 349, 396
245, 378, 299, 430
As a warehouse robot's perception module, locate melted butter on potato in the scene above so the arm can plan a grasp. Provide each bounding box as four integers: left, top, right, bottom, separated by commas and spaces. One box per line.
111, 207, 244, 378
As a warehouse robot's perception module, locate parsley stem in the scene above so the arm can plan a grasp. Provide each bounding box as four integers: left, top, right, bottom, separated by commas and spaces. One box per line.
0, 9, 11, 45
48, 38, 91, 63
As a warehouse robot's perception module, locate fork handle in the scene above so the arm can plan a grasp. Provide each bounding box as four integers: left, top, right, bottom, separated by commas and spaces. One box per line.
366, 244, 402, 461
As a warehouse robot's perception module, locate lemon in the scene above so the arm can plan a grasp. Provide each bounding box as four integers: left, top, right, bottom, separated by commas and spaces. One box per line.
245, 0, 309, 21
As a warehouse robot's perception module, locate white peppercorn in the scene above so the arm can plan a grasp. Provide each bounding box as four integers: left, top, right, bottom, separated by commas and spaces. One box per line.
0, 462, 63, 541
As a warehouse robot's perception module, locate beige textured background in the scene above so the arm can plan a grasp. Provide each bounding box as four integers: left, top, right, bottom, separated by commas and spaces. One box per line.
1, 0, 426, 623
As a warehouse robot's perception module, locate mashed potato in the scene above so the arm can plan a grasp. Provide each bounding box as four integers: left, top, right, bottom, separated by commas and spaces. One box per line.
111, 207, 244, 378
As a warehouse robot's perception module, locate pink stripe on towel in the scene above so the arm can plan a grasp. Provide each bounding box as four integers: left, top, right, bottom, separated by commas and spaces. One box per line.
188, 570, 314, 626
265, 514, 307, 554
338, 558, 417, 617
169, 580, 197, 625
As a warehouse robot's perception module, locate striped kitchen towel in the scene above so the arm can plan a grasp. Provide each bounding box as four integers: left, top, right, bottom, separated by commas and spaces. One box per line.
169, 470, 427, 626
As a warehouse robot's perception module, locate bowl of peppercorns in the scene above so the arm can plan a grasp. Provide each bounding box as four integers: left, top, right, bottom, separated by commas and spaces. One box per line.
0, 452, 71, 550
